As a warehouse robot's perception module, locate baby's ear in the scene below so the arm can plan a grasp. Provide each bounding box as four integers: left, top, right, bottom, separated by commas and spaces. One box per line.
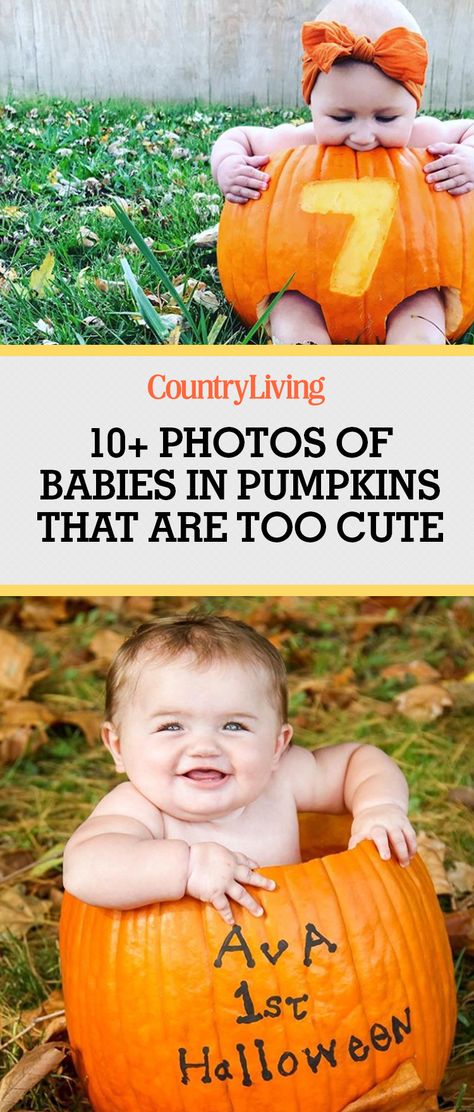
101, 722, 125, 772
273, 723, 293, 767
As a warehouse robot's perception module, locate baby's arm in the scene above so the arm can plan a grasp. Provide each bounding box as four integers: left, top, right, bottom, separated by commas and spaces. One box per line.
63, 781, 273, 923
286, 742, 416, 866
211, 122, 314, 204
413, 116, 474, 196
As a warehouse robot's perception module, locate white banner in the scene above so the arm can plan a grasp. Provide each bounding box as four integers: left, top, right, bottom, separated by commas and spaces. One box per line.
1, 351, 472, 586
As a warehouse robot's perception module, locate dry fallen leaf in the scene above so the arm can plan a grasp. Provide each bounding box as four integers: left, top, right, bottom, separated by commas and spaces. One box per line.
342, 1059, 438, 1110
89, 629, 123, 663
444, 680, 474, 710
0, 632, 32, 703
189, 224, 219, 247
50, 709, 102, 747
416, 831, 453, 896
444, 907, 474, 956
448, 786, 474, 810
380, 660, 440, 683
394, 684, 453, 722
446, 859, 474, 895
0, 700, 54, 764
19, 597, 68, 631
29, 252, 55, 297
21, 989, 65, 1030
0, 888, 51, 939
77, 226, 99, 247
0, 1042, 66, 1112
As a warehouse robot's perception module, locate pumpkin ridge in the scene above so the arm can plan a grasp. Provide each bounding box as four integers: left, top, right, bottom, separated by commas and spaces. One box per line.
391, 853, 455, 1079
356, 845, 426, 1084
360, 847, 448, 1090
263, 870, 306, 1108
266, 147, 295, 310
302, 857, 347, 1111
321, 850, 378, 1096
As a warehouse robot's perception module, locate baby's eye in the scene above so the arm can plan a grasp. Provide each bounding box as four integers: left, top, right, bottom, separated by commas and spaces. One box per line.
376, 115, 398, 123
156, 721, 183, 732
329, 114, 352, 122
223, 721, 247, 732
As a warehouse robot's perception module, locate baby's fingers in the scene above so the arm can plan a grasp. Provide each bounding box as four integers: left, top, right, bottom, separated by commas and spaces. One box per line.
234, 865, 276, 892
212, 893, 235, 925
369, 826, 391, 861
247, 154, 271, 167
388, 828, 414, 867
227, 881, 264, 918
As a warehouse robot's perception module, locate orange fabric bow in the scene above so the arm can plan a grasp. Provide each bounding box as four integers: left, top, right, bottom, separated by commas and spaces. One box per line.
301, 21, 428, 106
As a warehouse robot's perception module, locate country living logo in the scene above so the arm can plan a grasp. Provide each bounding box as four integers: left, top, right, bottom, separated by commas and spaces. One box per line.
147, 372, 326, 407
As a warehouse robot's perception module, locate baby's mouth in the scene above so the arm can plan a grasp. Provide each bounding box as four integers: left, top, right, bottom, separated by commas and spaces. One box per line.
183, 768, 228, 782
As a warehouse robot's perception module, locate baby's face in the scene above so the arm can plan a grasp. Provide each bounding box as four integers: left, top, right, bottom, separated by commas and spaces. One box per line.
311, 61, 417, 150
105, 654, 291, 821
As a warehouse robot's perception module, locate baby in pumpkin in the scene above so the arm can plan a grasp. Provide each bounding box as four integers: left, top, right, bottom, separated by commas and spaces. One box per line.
63, 615, 416, 925
211, 0, 474, 344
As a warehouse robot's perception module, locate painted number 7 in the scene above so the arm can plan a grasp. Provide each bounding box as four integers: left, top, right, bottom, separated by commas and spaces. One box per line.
300, 178, 399, 297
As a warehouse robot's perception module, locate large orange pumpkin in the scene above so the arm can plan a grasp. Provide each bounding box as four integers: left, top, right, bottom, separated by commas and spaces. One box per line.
217, 146, 474, 343
60, 813, 455, 1112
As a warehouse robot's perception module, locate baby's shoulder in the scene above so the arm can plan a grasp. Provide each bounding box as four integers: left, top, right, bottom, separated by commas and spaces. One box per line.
91, 781, 164, 837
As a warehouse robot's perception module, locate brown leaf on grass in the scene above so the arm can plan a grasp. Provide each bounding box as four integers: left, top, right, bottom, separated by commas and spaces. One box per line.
18, 597, 68, 631
189, 224, 219, 247
444, 680, 474, 711
49, 709, 102, 747
446, 860, 474, 895
121, 596, 155, 620
0, 633, 33, 703
416, 831, 453, 896
380, 660, 440, 683
82, 596, 124, 612
0, 888, 51, 938
0, 700, 54, 764
444, 907, 474, 956
0, 1042, 66, 1112
21, 989, 65, 1030
89, 629, 123, 663
394, 684, 452, 722
448, 786, 474, 810
295, 669, 359, 710
342, 1059, 438, 1110
450, 596, 474, 631
351, 597, 421, 642
77, 226, 99, 247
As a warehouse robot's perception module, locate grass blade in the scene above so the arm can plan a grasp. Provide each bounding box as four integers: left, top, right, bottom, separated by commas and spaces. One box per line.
241, 274, 295, 345
120, 258, 170, 340
111, 200, 200, 340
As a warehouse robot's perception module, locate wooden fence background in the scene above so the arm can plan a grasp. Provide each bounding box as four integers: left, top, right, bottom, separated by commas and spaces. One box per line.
1, 0, 472, 110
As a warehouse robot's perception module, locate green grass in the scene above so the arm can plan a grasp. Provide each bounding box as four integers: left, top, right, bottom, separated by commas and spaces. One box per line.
1, 98, 473, 345
0, 596, 473, 1108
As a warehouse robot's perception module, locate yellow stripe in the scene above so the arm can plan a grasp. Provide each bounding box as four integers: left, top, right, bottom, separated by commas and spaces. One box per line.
0, 585, 471, 596
0, 344, 470, 357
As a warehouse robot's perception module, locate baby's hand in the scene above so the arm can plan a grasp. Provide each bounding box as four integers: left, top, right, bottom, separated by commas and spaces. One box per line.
424, 143, 474, 196
217, 154, 270, 204
349, 805, 417, 867
186, 842, 275, 924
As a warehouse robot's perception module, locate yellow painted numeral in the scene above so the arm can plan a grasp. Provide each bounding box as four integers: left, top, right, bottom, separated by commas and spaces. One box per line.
300, 178, 399, 297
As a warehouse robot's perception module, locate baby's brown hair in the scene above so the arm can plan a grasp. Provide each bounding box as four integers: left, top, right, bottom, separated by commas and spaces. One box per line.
105, 613, 288, 723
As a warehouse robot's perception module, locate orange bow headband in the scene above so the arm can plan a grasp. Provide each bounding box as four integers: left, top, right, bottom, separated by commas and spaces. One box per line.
301, 21, 428, 107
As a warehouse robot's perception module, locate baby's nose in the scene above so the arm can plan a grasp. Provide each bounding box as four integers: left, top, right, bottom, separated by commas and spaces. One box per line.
351, 121, 374, 143
187, 734, 221, 755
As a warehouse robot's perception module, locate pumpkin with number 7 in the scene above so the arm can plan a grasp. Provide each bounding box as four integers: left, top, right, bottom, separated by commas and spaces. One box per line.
217, 145, 474, 343
60, 815, 456, 1112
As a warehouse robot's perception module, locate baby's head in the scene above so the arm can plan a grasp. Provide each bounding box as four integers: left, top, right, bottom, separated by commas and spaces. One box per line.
102, 615, 292, 820
302, 0, 428, 150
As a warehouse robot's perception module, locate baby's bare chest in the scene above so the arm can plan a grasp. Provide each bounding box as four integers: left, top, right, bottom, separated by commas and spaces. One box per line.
162, 783, 301, 866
